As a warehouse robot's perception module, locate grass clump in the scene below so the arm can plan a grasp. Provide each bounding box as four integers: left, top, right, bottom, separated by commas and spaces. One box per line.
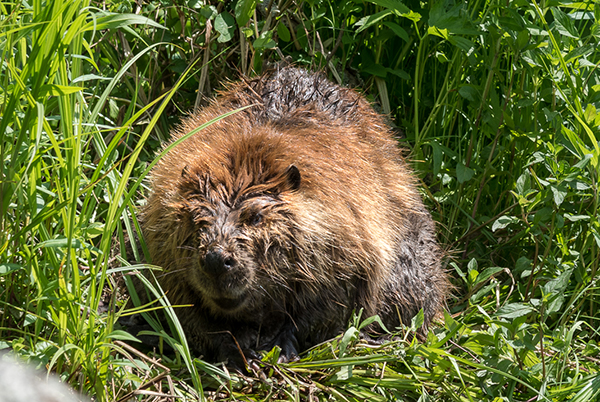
1, 0, 599, 401
0, 0, 180, 397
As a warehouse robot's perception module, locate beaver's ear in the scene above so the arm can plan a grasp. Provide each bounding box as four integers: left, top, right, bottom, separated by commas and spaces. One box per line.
286, 164, 301, 191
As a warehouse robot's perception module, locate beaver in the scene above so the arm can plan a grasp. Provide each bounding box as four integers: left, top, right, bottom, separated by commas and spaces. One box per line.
140, 67, 449, 366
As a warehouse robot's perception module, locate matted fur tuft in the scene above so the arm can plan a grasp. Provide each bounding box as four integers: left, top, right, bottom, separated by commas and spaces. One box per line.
141, 67, 450, 366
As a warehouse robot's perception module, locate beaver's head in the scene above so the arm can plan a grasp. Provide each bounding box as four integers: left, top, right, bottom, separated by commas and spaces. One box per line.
163, 134, 302, 315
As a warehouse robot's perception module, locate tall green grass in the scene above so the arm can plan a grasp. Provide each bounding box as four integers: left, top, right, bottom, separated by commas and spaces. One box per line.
1, 0, 599, 401
0, 0, 187, 398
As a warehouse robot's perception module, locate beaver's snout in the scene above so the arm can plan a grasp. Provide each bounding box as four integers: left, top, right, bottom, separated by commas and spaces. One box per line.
203, 248, 237, 277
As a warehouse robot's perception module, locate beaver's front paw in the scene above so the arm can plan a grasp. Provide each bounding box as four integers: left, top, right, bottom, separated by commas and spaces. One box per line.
267, 326, 300, 363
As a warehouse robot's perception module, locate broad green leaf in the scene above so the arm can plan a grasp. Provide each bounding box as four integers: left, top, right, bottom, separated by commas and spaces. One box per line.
358, 314, 389, 332
429, 140, 442, 176
545, 293, 565, 315
383, 21, 408, 41
471, 282, 498, 303
214, 11, 236, 43
361, 63, 388, 78
551, 185, 567, 206
23, 313, 37, 326
253, 31, 276, 50
583, 103, 597, 125
355, 10, 393, 34
0, 263, 22, 276
235, 0, 257, 27
449, 36, 476, 53
468, 268, 478, 284
411, 309, 425, 330
516, 29, 529, 50
492, 216, 517, 232
456, 162, 474, 183
467, 257, 478, 272
429, 1, 479, 35
428, 26, 450, 39
533, 207, 553, 224
458, 84, 480, 102
551, 7, 579, 39
475, 267, 504, 286
339, 326, 359, 357
542, 269, 572, 295
565, 44, 594, 64
496, 303, 535, 319
386, 68, 410, 80
200, 4, 218, 19
573, 153, 593, 169
363, 0, 410, 14
515, 256, 532, 277
516, 171, 531, 195
564, 214, 590, 222
401, 10, 421, 23
277, 21, 290, 42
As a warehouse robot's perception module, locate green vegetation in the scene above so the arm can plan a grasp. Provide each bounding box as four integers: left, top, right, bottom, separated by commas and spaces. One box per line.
1, 0, 598, 400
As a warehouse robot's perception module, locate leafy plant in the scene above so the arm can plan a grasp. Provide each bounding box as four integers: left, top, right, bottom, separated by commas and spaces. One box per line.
1, 0, 599, 400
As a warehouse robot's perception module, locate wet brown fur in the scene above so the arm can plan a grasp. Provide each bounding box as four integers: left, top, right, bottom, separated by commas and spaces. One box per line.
141, 67, 450, 365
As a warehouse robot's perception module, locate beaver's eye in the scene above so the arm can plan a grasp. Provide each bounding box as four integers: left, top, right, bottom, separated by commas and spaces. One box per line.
240, 208, 263, 226
249, 212, 263, 226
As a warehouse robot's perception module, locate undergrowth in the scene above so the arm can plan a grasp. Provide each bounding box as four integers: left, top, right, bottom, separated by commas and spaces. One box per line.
1, 0, 599, 401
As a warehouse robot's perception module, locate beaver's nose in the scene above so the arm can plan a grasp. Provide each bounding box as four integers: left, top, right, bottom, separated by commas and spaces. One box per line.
203, 249, 236, 276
